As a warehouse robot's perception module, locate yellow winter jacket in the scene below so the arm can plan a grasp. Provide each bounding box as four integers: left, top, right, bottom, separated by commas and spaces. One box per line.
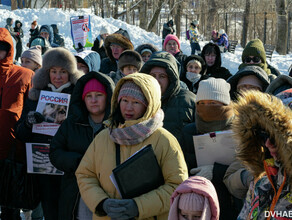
76, 73, 188, 220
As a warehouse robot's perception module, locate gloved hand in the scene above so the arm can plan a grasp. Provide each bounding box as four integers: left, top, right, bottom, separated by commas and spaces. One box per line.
25, 111, 45, 127
190, 165, 214, 180
102, 199, 138, 220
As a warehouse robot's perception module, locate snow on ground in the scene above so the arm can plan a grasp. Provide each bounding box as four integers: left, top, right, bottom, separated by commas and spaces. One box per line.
0, 6, 291, 75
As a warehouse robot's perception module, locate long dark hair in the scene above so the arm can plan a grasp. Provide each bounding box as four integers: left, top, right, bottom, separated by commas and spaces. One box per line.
109, 103, 125, 131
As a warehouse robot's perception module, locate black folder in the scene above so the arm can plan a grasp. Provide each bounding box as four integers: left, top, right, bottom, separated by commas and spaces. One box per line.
111, 144, 164, 199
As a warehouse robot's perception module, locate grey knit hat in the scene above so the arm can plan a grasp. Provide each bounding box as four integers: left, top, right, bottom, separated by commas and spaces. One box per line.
118, 81, 148, 106
196, 77, 231, 105
21, 45, 42, 66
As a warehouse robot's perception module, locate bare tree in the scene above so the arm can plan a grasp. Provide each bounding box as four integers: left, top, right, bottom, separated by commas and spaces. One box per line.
206, 0, 217, 37
275, 0, 288, 54
139, 0, 148, 29
11, 0, 17, 10
241, 0, 250, 47
147, 0, 165, 32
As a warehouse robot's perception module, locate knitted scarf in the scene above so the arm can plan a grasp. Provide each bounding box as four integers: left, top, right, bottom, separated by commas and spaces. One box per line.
110, 109, 164, 145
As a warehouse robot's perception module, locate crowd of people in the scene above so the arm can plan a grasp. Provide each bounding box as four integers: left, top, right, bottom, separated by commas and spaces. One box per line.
0, 16, 292, 220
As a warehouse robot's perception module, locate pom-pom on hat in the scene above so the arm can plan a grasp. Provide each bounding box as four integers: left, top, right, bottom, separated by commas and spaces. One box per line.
163, 34, 180, 50
118, 81, 148, 107
82, 78, 107, 100
21, 45, 42, 66
196, 77, 231, 105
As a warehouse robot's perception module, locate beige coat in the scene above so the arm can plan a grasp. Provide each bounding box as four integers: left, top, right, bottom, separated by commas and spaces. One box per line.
76, 73, 188, 220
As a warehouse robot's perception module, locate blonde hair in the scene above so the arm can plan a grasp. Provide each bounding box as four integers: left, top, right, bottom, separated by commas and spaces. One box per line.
187, 59, 202, 69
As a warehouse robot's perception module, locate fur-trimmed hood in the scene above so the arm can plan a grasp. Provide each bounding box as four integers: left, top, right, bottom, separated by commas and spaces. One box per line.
232, 90, 292, 184
104, 33, 134, 62
29, 47, 84, 100
135, 43, 159, 55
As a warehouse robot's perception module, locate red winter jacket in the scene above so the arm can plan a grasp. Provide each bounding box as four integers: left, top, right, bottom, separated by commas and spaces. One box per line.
0, 28, 34, 161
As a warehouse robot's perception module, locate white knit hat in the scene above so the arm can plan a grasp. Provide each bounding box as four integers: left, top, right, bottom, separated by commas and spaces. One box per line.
196, 77, 231, 105
21, 45, 42, 66
100, 25, 110, 35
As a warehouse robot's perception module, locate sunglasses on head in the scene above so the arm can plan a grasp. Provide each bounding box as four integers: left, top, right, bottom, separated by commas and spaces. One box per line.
253, 128, 275, 145
244, 56, 261, 63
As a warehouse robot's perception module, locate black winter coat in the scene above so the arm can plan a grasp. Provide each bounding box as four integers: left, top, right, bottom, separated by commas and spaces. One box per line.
100, 57, 117, 74
92, 36, 107, 59
49, 72, 115, 220
201, 42, 232, 80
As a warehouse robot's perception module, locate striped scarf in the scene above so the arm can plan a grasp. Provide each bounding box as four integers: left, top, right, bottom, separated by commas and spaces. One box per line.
109, 109, 164, 145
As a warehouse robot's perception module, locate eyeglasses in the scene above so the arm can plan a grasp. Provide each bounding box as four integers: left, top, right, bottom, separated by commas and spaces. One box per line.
253, 128, 275, 145
244, 56, 261, 63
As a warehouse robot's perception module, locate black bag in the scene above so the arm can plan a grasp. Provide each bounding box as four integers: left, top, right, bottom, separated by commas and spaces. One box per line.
0, 141, 40, 210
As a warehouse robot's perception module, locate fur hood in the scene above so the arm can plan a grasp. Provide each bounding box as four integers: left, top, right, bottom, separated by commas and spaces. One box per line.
232, 90, 292, 183
104, 33, 134, 62
29, 47, 84, 100
135, 43, 159, 55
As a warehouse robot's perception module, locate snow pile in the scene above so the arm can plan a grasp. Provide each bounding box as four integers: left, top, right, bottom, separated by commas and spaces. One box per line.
0, 6, 291, 75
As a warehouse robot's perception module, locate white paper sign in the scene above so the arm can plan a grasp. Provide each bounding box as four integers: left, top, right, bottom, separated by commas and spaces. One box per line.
193, 130, 237, 166
32, 90, 70, 136
70, 15, 93, 48
26, 143, 64, 175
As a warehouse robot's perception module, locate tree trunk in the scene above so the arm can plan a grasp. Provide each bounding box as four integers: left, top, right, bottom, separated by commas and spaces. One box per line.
101, 0, 104, 17
175, 3, 182, 39
206, 0, 217, 39
113, 0, 119, 19
139, 0, 147, 29
275, 0, 288, 54
126, 0, 130, 24
11, 0, 17, 10
147, 0, 164, 32
241, 0, 250, 47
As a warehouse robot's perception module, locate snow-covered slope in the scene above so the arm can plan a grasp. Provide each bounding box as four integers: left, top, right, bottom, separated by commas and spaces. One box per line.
0, 6, 291, 75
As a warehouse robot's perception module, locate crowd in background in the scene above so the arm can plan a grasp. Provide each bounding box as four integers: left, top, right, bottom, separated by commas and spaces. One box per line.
0, 16, 292, 220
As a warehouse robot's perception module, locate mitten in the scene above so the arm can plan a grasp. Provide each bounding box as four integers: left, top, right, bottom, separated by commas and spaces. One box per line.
25, 111, 45, 127
190, 165, 214, 180
103, 199, 138, 220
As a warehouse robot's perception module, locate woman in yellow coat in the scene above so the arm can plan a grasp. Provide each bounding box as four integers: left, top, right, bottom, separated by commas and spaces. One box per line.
76, 73, 188, 220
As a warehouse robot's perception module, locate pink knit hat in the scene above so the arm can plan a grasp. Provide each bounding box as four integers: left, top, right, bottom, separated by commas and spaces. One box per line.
169, 176, 220, 220
82, 78, 106, 100
163, 34, 180, 50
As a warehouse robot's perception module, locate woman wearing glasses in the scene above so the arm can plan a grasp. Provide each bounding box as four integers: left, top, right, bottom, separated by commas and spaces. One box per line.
238, 39, 280, 81
232, 89, 292, 220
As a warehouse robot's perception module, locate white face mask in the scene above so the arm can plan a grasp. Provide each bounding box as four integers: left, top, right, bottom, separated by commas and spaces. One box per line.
186, 72, 201, 84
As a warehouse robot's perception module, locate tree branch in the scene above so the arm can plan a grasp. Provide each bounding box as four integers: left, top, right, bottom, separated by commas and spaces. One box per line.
114, 0, 144, 18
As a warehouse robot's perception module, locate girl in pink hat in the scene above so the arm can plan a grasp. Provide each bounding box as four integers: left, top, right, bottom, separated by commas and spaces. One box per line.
169, 176, 220, 220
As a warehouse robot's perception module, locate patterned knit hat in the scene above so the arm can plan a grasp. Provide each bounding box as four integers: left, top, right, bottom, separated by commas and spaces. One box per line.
82, 78, 106, 100
118, 81, 148, 106
196, 77, 231, 105
242, 39, 266, 64
21, 45, 42, 66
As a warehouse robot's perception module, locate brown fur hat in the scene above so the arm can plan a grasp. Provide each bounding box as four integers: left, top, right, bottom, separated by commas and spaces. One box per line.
29, 47, 84, 100
104, 33, 134, 62
232, 90, 292, 185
